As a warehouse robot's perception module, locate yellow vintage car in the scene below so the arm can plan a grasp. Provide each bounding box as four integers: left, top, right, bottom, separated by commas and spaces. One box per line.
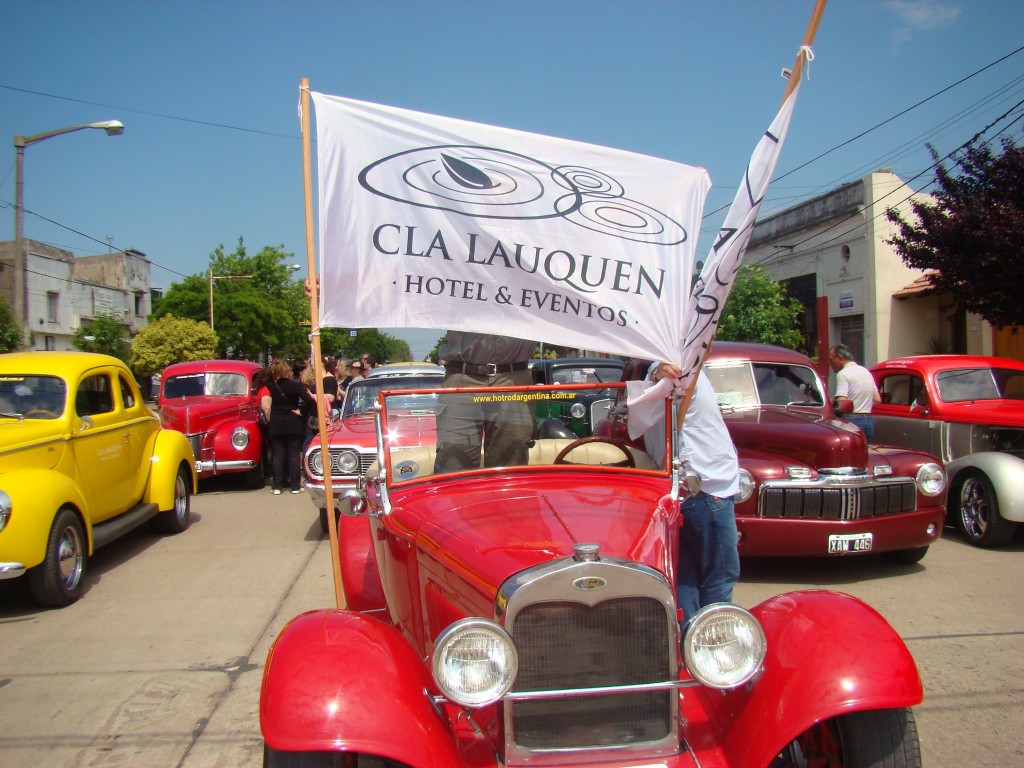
0, 351, 197, 607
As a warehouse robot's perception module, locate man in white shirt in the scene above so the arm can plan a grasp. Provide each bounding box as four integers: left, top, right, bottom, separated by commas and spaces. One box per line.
829, 344, 881, 441
649, 363, 741, 619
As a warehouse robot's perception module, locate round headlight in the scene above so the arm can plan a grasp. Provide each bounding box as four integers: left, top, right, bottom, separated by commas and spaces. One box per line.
683, 604, 766, 689
736, 468, 755, 503
0, 489, 12, 532
916, 462, 946, 497
569, 403, 586, 420
336, 450, 360, 474
231, 426, 250, 449
309, 450, 324, 476
432, 618, 518, 707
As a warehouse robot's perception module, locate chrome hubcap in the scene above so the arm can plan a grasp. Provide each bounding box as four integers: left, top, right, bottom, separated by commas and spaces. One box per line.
58, 525, 84, 590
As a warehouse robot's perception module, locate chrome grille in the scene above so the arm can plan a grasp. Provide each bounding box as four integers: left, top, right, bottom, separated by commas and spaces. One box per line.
307, 447, 376, 480
759, 480, 916, 520
510, 597, 671, 750
186, 433, 202, 461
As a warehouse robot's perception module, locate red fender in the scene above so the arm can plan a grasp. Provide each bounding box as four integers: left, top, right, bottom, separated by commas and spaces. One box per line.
260, 610, 465, 767
684, 590, 923, 767
338, 515, 386, 612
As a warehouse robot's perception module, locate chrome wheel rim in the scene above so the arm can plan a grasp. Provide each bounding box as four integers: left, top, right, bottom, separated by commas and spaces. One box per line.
960, 477, 989, 540
58, 523, 84, 590
174, 472, 189, 523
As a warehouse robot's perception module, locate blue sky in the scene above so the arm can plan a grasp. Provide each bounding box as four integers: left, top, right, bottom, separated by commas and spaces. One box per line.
2, 1, 1022, 359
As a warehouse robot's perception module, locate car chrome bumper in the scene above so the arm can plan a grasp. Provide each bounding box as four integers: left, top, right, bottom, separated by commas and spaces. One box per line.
0, 562, 26, 580
304, 479, 357, 510
195, 459, 257, 475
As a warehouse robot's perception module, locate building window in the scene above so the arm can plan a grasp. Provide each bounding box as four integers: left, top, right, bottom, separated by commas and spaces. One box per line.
47, 292, 59, 323
44, 335, 56, 351
135, 292, 145, 317
835, 314, 866, 364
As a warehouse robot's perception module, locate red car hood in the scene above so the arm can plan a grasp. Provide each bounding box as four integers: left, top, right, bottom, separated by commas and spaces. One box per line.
722, 406, 866, 468
159, 397, 252, 432
328, 413, 436, 444
392, 473, 674, 597
935, 399, 1024, 428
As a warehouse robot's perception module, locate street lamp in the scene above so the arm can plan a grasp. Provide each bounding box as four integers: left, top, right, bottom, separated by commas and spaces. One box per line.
208, 264, 301, 332
12, 120, 125, 344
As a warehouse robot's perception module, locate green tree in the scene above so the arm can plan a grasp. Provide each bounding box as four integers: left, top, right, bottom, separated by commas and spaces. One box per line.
321, 327, 411, 364
886, 138, 1024, 329
0, 297, 22, 353
73, 312, 130, 362
131, 315, 217, 377
715, 265, 803, 349
154, 238, 308, 360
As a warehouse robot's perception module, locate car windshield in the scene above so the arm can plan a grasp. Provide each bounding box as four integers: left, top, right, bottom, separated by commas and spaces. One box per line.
342, 375, 444, 417
0, 375, 68, 419
549, 364, 623, 385
706, 362, 824, 408
163, 372, 249, 398
935, 367, 1024, 402
377, 382, 668, 486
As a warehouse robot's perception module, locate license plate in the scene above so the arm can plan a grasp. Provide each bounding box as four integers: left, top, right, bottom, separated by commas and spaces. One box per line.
828, 533, 873, 554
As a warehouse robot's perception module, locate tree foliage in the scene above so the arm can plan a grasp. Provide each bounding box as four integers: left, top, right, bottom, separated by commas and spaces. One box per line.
715, 265, 803, 349
131, 315, 217, 377
0, 297, 22, 353
153, 238, 308, 360
73, 312, 130, 363
886, 138, 1024, 329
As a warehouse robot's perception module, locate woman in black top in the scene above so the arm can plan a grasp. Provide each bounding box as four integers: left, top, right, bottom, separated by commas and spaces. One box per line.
260, 358, 307, 494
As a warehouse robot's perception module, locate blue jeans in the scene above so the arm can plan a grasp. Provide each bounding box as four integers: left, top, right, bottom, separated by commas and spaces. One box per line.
677, 491, 740, 620
847, 413, 874, 442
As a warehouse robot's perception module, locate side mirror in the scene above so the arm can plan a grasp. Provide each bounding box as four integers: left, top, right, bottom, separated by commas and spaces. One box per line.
338, 488, 368, 517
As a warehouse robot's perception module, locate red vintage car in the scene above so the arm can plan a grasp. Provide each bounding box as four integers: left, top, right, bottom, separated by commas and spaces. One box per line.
261, 377, 926, 767
871, 354, 1024, 547
157, 360, 267, 489
598, 343, 948, 563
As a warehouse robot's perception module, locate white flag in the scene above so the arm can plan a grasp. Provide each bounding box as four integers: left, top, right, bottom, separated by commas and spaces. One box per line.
311, 93, 709, 362
626, 85, 801, 436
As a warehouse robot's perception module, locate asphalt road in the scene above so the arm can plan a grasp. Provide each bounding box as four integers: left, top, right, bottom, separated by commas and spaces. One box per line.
1, 478, 1022, 767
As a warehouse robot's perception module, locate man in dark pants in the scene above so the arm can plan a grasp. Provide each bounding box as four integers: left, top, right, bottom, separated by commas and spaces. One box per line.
433, 331, 535, 473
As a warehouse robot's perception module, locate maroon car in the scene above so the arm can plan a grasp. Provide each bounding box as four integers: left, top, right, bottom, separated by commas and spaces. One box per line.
597, 342, 948, 563
157, 359, 267, 489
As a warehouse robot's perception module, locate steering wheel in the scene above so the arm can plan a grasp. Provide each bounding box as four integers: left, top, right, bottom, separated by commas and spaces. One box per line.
23, 408, 59, 419
553, 436, 636, 468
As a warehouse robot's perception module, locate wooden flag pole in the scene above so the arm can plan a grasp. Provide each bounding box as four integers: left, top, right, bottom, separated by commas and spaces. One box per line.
675, 0, 827, 432
299, 77, 346, 609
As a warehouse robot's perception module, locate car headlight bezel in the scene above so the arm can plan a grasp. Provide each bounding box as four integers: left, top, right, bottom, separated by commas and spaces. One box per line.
336, 449, 360, 474
916, 462, 946, 497
736, 468, 755, 503
431, 618, 518, 707
0, 490, 11, 533
683, 603, 767, 689
230, 426, 250, 450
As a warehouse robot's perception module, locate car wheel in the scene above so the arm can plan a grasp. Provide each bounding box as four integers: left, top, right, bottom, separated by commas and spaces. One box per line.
151, 465, 192, 534
27, 507, 86, 607
955, 472, 1016, 548
770, 707, 920, 768
245, 458, 266, 490
881, 546, 929, 565
264, 745, 405, 767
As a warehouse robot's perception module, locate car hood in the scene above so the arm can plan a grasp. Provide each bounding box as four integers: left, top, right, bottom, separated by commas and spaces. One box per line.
932, 399, 1024, 428
722, 406, 866, 468
0, 419, 69, 470
159, 397, 252, 432
391, 473, 674, 597
328, 413, 436, 444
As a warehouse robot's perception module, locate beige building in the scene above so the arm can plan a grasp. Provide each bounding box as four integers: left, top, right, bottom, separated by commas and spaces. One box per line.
744, 170, 996, 377
0, 239, 154, 350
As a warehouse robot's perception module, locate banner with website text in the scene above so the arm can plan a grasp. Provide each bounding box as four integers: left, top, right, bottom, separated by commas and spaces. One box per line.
312, 93, 710, 363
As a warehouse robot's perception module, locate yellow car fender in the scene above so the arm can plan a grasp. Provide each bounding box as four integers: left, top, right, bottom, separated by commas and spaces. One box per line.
0, 469, 91, 569
142, 429, 197, 510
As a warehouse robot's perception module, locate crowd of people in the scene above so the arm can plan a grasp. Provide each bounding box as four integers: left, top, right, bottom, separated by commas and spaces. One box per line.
254, 350, 377, 495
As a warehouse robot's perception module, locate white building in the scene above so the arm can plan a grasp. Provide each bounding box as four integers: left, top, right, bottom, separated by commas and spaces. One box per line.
744, 170, 998, 377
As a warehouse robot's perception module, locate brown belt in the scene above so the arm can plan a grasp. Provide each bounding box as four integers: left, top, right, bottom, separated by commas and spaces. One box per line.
444, 361, 529, 377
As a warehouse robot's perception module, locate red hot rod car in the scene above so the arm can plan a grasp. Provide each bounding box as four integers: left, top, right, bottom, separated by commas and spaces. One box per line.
260, 376, 925, 767
157, 359, 267, 489
871, 354, 1024, 547
598, 343, 948, 563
